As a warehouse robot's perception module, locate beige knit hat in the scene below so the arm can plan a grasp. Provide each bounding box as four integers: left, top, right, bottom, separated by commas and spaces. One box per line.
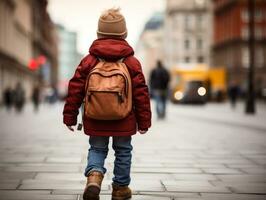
97, 8, 127, 39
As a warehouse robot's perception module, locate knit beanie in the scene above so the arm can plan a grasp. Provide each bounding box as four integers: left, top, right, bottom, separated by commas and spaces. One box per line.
97, 8, 127, 39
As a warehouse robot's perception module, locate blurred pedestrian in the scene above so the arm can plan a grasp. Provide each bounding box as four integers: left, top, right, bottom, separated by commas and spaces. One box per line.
63, 8, 151, 200
32, 85, 41, 112
228, 81, 240, 109
3, 87, 13, 111
149, 60, 170, 119
49, 85, 58, 104
13, 83, 25, 113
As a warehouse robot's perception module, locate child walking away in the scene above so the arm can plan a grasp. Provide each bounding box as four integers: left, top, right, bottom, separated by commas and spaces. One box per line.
63, 8, 151, 200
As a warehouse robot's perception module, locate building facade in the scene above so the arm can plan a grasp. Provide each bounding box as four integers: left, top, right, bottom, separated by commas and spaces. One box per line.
164, 0, 213, 68
135, 12, 164, 79
212, 0, 266, 95
31, 0, 58, 87
56, 24, 82, 96
0, 0, 58, 102
0, 0, 35, 101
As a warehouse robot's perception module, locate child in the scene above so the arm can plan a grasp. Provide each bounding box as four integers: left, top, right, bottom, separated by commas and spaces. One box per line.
63, 8, 151, 200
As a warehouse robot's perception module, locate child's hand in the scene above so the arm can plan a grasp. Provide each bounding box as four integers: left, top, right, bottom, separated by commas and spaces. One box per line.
138, 130, 147, 134
67, 126, 74, 132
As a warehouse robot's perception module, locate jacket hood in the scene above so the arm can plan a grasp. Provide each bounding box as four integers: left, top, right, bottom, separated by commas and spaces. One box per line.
89, 39, 134, 61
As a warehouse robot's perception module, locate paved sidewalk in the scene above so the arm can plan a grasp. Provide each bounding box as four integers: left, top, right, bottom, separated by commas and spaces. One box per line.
0, 102, 265, 200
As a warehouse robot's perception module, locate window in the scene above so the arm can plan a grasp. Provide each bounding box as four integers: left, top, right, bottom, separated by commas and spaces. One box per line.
184, 14, 189, 28
256, 46, 264, 68
184, 14, 192, 29
185, 39, 190, 49
241, 8, 263, 22
185, 56, 190, 63
255, 27, 262, 40
241, 26, 249, 40
197, 56, 204, 63
197, 13, 203, 28
174, 14, 179, 28
255, 9, 263, 21
242, 47, 249, 68
197, 39, 203, 49
241, 9, 248, 22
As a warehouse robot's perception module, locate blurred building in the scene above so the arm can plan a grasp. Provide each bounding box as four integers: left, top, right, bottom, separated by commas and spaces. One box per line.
212, 0, 266, 96
56, 24, 82, 96
32, 0, 58, 87
0, 0, 58, 102
164, 0, 213, 68
135, 12, 164, 79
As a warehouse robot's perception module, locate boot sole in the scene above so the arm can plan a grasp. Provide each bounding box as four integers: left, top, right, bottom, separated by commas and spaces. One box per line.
111, 194, 132, 200
83, 184, 100, 200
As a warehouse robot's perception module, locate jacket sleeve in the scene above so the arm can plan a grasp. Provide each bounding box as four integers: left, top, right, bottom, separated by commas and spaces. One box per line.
63, 55, 96, 126
125, 56, 152, 130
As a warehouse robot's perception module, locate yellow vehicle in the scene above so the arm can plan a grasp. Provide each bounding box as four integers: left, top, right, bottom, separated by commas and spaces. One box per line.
171, 64, 226, 104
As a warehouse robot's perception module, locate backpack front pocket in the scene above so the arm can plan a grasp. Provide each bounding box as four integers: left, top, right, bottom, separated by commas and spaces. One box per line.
85, 89, 127, 120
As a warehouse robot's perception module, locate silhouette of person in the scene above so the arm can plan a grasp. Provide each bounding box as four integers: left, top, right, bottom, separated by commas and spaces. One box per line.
228, 81, 240, 109
3, 87, 13, 111
13, 83, 25, 113
149, 60, 170, 119
32, 85, 41, 112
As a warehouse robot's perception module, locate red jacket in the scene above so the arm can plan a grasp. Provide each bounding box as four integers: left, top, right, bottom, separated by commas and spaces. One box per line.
63, 38, 152, 136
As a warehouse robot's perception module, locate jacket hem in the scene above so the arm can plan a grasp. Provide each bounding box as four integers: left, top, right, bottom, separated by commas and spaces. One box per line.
83, 129, 137, 137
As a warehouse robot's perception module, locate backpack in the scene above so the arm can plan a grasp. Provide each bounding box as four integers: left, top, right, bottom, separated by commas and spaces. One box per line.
84, 58, 132, 120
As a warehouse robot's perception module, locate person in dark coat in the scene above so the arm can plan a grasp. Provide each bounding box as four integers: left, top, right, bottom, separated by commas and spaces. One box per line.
13, 83, 25, 113
228, 81, 240, 109
3, 87, 13, 111
63, 8, 151, 200
149, 60, 170, 119
32, 85, 41, 112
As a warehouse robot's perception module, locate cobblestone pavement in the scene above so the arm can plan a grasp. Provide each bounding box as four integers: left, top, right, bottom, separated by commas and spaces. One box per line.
0, 102, 266, 200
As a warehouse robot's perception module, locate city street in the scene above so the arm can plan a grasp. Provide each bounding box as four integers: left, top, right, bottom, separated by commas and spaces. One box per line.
0, 101, 266, 200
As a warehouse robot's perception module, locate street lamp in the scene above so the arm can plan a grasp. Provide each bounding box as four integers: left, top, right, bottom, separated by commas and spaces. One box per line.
245, 0, 256, 114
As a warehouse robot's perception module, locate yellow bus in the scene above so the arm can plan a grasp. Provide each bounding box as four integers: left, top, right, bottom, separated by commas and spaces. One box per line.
171, 64, 226, 104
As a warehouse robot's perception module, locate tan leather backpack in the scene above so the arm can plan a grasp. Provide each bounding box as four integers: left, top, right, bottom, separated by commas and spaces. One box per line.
84, 59, 132, 120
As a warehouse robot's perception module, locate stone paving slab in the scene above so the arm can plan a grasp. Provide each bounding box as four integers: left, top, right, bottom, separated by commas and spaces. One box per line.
173, 174, 219, 181
196, 158, 253, 165
19, 182, 83, 190
3, 165, 81, 173
201, 193, 266, 200
139, 192, 201, 198
0, 156, 46, 163
202, 168, 243, 174
162, 180, 231, 193
215, 174, 266, 183
241, 167, 266, 174
131, 173, 174, 181
229, 184, 266, 194
0, 172, 36, 180
45, 157, 82, 163
35, 173, 84, 181
130, 180, 165, 192
0, 192, 77, 200
131, 167, 202, 174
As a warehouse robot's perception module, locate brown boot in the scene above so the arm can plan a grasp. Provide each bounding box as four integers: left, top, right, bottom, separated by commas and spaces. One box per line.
112, 184, 132, 200
83, 171, 104, 200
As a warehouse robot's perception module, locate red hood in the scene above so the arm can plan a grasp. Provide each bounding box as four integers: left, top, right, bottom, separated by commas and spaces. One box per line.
89, 39, 134, 61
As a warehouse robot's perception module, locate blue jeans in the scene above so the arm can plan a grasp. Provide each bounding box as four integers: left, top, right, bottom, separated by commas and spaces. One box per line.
154, 90, 167, 118
84, 136, 133, 186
